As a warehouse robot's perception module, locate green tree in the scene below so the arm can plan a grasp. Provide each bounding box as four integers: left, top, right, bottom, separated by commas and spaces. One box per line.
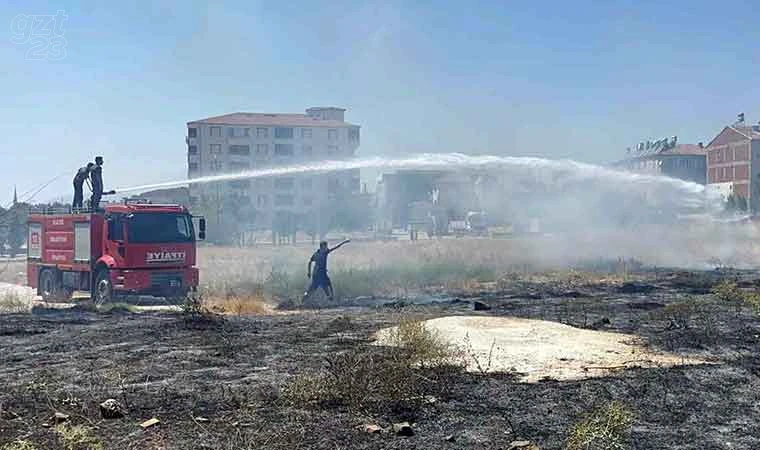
6, 205, 27, 257
221, 194, 258, 246
725, 193, 748, 213
329, 192, 372, 231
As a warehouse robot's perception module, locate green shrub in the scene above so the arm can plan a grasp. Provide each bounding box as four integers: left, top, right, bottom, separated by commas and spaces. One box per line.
56, 424, 103, 450
566, 402, 634, 450
1, 441, 38, 450
385, 318, 457, 368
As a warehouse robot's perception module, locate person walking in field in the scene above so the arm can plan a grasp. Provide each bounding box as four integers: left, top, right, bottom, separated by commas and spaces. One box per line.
303, 239, 350, 302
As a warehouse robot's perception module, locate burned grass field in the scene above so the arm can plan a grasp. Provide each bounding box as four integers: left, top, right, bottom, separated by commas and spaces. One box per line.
1, 267, 760, 450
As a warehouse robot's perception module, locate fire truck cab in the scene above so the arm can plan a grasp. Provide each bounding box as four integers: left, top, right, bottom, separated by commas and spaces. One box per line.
27, 202, 205, 304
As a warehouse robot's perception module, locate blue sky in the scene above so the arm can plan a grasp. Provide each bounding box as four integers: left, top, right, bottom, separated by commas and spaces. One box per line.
1, 0, 758, 205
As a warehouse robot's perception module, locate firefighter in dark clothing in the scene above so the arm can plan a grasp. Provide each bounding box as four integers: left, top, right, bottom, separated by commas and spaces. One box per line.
72, 162, 94, 209
90, 156, 105, 210
304, 239, 351, 302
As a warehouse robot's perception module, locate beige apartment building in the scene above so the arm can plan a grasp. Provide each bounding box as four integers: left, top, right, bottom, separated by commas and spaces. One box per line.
186, 107, 361, 242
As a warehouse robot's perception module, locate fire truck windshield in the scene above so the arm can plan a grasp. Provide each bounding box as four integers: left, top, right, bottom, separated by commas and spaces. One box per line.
126, 213, 194, 244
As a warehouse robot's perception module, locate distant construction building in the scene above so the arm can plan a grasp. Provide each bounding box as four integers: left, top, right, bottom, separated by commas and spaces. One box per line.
705, 120, 760, 212
186, 107, 361, 242
611, 139, 707, 185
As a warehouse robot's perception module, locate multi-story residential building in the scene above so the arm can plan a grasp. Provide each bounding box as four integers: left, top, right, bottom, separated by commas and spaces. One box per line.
186, 107, 361, 242
612, 141, 707, 185
706, 122, 760, 212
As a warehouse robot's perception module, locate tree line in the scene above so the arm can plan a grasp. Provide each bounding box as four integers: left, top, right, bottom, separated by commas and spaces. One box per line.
0, 202, 28, 257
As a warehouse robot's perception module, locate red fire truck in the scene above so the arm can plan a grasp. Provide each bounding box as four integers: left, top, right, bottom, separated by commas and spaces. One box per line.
27, 202, 205, 304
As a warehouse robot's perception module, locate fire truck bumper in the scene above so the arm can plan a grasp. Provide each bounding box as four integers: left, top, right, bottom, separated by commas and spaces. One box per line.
110, 268, 199, 297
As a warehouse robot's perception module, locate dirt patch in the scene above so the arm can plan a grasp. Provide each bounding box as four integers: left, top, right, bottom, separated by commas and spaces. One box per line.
376, 316, 709, 382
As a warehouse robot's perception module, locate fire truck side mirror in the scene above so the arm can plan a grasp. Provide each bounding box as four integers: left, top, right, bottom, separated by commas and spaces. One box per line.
198, 217, 206, 240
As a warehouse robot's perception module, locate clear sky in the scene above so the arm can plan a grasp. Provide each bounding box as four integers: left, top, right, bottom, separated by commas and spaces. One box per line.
1, 0, 758, 205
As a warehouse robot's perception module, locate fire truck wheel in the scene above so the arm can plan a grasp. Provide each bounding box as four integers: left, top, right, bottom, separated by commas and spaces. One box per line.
38, 269, 62, 302
94, 269, 113, 306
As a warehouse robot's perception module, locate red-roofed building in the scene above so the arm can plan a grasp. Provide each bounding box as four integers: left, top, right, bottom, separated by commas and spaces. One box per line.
706, 123, 760, 211
612, 141, 707, 185
186, 107, 361, 242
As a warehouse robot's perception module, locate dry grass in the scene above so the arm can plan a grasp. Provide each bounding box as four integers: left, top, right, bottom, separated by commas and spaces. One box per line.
204, 293, 274, 316
180, 288, 274, 317
198, 241, 506, 302
0, 291, 31, 314
196, 237, 667, 303
283, 319, 461, 414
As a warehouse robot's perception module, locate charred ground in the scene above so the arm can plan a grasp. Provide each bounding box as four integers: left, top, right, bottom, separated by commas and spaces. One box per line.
1, 269, 759, 450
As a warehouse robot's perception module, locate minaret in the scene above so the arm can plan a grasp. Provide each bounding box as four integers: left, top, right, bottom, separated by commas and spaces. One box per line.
12, 186, 17, 205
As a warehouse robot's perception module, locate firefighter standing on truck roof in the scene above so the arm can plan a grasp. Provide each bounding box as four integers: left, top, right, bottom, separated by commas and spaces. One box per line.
303, 239, 351, 302
72, 162, 94, 209
90, 156, 105, 210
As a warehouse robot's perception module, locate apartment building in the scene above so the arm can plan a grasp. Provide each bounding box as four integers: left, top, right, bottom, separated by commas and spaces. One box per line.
612, 140, 707, 185
705, 122, 760, 212
186, 107, 361, 241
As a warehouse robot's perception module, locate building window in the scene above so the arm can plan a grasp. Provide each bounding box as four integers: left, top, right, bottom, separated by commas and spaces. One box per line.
301, 128, 312, 139
275, 127, 294, 139
348, 128, 359, 142
274, 177, 294, 190
328, 145, 338, 156
189, 196, 199, 205
188, 162, 199, 171
228, 127, 249, 137
229, 144, 251, 155
300, 178, 312, 189
303, 196, 313, 206
275, 195, 294, 206
210, 144, 222, 154
228, 162, 250, 171
328, 129, 338, 140
328, 178, 339, 194
275, 143, 294, 156
188, 145, 198, 155
257, 195, 268, 207
257, 127, 269, 138
188, 128, 197, 138
256, 144, 269, 156
210, 160, 223, 171
736, 146, 749, 161
210, 126, 222, 137
301, 145, 313, 157
229, 180, 250, 189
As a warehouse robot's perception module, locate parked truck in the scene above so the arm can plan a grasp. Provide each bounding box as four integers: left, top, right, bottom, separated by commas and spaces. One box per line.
27, 201, 205, 304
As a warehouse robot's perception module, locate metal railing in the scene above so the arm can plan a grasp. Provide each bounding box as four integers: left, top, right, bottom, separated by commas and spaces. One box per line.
28, 205, 97, 215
